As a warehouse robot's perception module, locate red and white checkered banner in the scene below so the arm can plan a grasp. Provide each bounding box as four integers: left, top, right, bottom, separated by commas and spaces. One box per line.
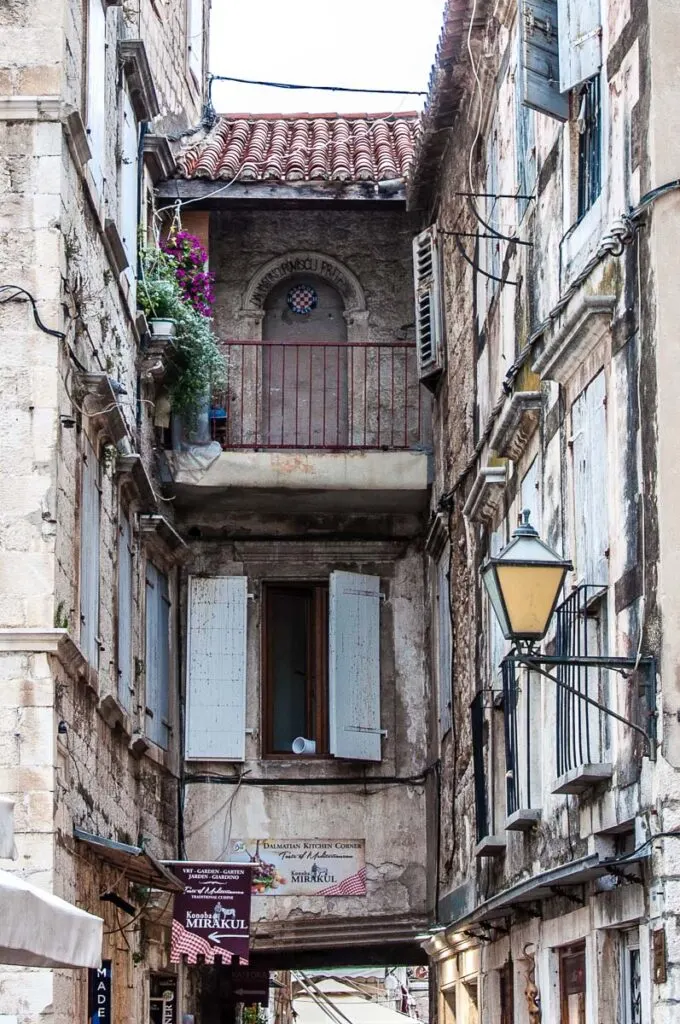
316, 867, 367, 896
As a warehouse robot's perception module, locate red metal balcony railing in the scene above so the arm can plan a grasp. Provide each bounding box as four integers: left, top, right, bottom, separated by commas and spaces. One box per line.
209, 340, 428, 451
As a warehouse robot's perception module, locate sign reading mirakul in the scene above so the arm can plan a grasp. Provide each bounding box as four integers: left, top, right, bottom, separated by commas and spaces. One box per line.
169, 863, 252, 964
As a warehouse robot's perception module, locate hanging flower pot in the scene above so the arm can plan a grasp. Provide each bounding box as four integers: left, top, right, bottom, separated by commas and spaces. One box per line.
147, 317, 176, 339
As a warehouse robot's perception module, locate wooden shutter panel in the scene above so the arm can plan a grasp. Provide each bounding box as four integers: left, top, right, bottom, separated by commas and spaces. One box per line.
437, 550, 452, 738
120, 87, 139, 274
145, 563, 160, 745
519, 0, 569, 121
86, 0, 107, 192
572, 370, 608, 586
185, 576, 247, 761
557, 0, 602, 93
117, 512, 134, 710
412, 226, 444, 380
329, 571, 382, 762
79, 437, 100, 667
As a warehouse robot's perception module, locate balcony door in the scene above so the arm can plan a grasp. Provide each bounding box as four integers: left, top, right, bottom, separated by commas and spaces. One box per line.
262, 275, 348, 447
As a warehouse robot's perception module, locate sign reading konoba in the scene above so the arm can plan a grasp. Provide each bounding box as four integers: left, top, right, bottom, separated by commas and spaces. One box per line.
227, 840, 366, 896
169, 862, 252, 964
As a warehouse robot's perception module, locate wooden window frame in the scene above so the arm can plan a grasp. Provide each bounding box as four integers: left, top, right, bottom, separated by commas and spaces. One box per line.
262, 581, 328, 759
559, 942, 587, 1024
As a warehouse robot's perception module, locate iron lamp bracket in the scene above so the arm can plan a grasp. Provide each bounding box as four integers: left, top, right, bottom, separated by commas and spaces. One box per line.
506, 649, 658, 761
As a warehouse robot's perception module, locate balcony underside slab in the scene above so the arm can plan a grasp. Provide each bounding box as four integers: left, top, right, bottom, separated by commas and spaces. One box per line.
166, 450, 430, 513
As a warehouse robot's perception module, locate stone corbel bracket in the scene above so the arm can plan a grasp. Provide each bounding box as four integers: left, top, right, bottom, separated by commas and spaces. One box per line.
116, 453, 157, 511
532, 294, 615, 384
75, 372, 130, 446
139, 514, 187, 560
491, 390, 543, 461
119, 40, 160, 122
143, 134, 176, 183
463, 465, 507, 524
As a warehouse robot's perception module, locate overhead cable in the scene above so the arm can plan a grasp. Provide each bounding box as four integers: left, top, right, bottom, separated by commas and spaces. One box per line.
209, 73, 427, 96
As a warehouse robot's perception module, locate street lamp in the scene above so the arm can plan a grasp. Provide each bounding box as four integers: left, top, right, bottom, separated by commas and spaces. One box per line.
481, 510, 572, 644
480, 510, 657, 759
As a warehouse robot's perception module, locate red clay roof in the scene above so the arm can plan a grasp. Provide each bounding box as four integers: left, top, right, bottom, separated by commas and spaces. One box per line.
177, 112, 421, 184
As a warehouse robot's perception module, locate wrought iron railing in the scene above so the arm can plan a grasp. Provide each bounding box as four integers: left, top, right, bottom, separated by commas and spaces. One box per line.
554, 585, 608, 777
209, 340, 427, 451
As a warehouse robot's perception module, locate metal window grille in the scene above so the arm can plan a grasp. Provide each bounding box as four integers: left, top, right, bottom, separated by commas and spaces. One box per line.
577, 74, 602, 219
471, 691, 489, 842
555, 585, 607, 776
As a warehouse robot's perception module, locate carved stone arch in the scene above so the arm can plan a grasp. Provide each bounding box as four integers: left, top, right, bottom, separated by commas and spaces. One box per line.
242, 251, 367, 316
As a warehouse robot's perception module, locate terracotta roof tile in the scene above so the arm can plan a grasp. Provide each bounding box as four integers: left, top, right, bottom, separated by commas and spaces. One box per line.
177, 112, 421, 184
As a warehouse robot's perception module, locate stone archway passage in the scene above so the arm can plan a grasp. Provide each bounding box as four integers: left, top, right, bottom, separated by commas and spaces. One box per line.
262, 275, 348, 447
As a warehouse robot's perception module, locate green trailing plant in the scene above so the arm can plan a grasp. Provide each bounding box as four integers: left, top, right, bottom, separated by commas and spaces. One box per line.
138, 242, 225, 424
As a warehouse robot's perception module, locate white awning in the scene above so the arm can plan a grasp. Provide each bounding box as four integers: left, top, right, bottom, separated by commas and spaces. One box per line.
293, 995, 415, 1024
0, 869, 103, 968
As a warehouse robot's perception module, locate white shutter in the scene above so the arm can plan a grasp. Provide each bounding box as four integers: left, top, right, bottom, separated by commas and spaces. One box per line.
329, 571, 382, 762
437, 550, 452, 738
412, 226, 444, 381
86, 0, 107, 192
557, 0, 602, 93
117, 512, 134, 710
185, 576, 247, 761
572, 370, 608, 586
519, 0, 569, 121
79, 436, 100, 667
119, 87, 139, 276
187, 0, 204, 82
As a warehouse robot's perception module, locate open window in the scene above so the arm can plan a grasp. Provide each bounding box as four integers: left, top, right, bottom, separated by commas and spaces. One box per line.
559, 942, 587, 1024
263, 582, 328, 756
184, 571, 382, 762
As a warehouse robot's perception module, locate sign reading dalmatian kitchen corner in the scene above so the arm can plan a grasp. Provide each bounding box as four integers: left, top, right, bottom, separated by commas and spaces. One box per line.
169, 862, 251, 964
226, 839, 367, 896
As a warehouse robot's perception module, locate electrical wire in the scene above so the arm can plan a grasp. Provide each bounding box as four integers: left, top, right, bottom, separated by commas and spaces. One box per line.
0, 284, 66, 340
209, 74, 427, 96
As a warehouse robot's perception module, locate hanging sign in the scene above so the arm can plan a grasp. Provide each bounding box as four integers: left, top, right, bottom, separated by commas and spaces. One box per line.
226, 839, 367, 896
88, 959, 112, 1024
150, 975, 177, 1024
169, 862, 251, 964
230, 967, 271, 1004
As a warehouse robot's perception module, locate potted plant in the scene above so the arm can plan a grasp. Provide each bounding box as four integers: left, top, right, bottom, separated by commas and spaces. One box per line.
138, 245, 182, 339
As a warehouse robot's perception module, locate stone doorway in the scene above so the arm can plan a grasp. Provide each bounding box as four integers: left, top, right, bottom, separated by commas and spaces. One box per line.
262, 274, 348, 447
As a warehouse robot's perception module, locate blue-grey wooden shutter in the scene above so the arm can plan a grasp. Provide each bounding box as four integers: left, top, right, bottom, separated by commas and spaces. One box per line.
185, 576, 247, 761
86, 0, 107, 193
519, 0, 569, 121
572, 370, 608, 586
437, 549, 452, 738
145, 563, 171, 749
412, 227, 444, 379
119, 86, 139, 281
117, 511, 134, 710
329, 571, 382, 762
557, 0, 602, 93
79, 435, 100, 667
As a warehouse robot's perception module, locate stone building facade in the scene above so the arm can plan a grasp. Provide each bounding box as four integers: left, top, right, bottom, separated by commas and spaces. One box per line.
156, 113, 432, 1013
408, 1, 680, 1022
0, 0, 209, 1021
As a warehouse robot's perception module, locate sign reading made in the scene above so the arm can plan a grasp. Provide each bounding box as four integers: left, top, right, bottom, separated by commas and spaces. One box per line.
88, 960, 112, 1024
169, 862, 252, 964
226, 839, 367, 896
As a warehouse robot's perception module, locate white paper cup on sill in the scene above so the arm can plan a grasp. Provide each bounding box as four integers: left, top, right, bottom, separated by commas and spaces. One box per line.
292, 736, 316, 755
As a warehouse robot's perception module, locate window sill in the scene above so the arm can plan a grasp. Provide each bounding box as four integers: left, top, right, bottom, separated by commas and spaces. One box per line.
474, 835, 506, 859
505, 808, 541, 832
552, 762, 613, 795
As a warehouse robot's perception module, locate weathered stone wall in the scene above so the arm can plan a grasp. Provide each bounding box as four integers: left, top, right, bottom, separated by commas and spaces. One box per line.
415, 0, 680, 1020
0, 0, 209, 1020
